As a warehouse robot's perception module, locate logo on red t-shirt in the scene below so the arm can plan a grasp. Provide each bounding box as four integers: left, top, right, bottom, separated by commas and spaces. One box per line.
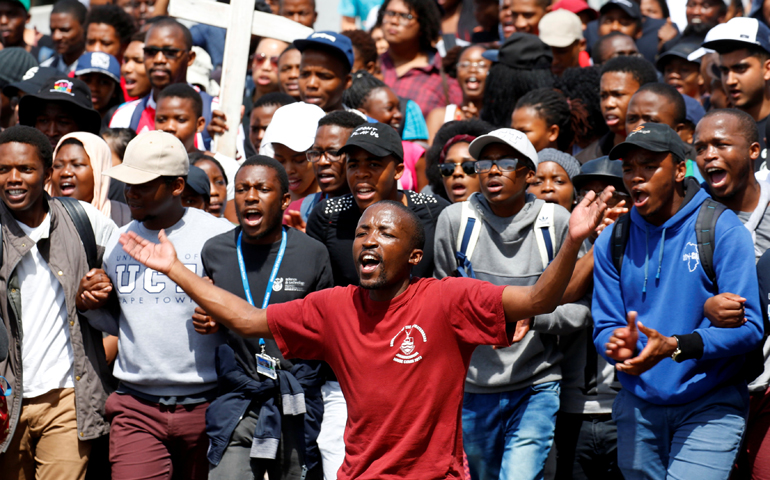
390, 325, 427, 364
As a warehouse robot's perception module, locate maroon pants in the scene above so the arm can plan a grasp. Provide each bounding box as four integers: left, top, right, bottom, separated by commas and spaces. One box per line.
734, 386, 770, 480
105, 392, 209, 480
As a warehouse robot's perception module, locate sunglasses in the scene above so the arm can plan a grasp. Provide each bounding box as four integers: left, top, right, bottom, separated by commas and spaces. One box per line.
254, 52, 279, 66
143, 46, 187, 60
474, 158, 520, 174
438, 161, 476, 177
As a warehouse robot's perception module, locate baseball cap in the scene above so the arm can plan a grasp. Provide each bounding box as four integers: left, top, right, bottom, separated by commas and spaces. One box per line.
185, 165, 211, 200
0, 0, 29, 11
490, 33, 553, 70
682, 94, 706, 125
571, 156, 625, 192
339, 123, 404, 162
105, 131, 189, 185
655, 40, 703, 71
609, 123, 688, 161
690, 17, 770, 61
18, 77, 102, 135
294, 31, 355, 71
2, 66, 59, 98
264, 102, 326, 153
0, 47, 37, 87
599, 0, 641, 20
75, 52, 121, 84
539, 10, 584, 48
468, 128, 539, 168
552, 0, 598, 20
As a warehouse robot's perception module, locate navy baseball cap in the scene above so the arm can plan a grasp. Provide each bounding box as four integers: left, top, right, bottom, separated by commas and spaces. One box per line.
2, 66, 60, 98
656, 40, 703, 71
609, 123, 688, 161
600, 0, 641, 20
682, 94, 706, 125
75, 52, 121, 84
294, 31, 355, 71
185, 165, 211, 201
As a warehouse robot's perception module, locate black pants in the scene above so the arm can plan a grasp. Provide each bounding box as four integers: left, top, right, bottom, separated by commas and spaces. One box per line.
554, 412, 624, 480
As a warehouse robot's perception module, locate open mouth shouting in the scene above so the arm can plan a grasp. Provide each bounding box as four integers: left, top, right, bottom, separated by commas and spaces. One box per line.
241, 207, 264, 228
59, 180, 77, 196
705, 166, 728, 189
631, 187, 650, 208
358, 251, 382, 275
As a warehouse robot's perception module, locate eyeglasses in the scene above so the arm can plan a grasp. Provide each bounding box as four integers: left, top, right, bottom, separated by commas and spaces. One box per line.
438, 161, 476, 177
475, 158, 520, 173
457, 61, 489, 71
383, 9, 415, 25
306, 148, 344, 163
143, 46, 187, 60
254, 52, 279, 66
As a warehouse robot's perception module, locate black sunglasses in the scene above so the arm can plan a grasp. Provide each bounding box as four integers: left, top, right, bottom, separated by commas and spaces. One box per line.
438, 161, 476, 177
143, 46, 187, 60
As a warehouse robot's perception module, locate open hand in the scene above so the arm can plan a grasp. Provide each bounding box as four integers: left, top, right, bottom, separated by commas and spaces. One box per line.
119, 230, 177, 274
283, 210, 307, 233
569, 187, 613, 243
595, 200, 628, 237
76, 268, 113, 310
606, 310, 639, 362
615, 321, 677, 375
704, 292, 746, 328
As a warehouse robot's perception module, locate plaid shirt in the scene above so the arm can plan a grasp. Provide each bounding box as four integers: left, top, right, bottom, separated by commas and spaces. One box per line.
381, 51, 462, 119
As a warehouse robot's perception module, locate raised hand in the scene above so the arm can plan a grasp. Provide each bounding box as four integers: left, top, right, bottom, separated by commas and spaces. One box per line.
606, 310, 639, 362
283, 210, 307, 233
615, 321, 677, 375
77, 268, 113, 311
568, 187, 614, 244
595, 200, 628, 237
119, 229, 178, 274
704, 292, 747, 328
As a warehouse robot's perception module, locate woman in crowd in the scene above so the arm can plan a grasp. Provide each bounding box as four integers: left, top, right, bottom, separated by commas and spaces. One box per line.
190, 152, 229, 220
511, 88, 589, 154
120, 32, 151, 101
426, 44, 489, 143
425, 119, 491, 202
554, 66, 609, 151
528, 148, 581, 212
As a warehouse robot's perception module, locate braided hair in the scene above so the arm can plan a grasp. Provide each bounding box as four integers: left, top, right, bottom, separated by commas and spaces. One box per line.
553, 66, 607, 148
514, 88, 589, 152
342, 70, 388, 109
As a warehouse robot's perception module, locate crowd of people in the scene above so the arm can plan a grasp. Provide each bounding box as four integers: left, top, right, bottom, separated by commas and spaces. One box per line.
0, 0, 770, 478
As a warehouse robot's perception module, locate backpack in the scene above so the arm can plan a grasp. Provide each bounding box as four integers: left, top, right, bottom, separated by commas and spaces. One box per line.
611, 198, 726, 285
455, 198, 556, 278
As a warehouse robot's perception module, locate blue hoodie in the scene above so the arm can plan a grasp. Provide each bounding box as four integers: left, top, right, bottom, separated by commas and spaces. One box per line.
592, 182, 763, 405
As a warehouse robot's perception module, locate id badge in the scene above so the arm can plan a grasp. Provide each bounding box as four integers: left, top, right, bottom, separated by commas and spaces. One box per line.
256, 353, 278, 380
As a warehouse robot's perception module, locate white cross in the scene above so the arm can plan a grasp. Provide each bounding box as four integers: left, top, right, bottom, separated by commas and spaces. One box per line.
169, 0, 313, 158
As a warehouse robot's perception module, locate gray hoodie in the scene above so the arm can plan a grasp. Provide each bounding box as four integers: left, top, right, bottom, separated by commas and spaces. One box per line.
434, 193, 591, 394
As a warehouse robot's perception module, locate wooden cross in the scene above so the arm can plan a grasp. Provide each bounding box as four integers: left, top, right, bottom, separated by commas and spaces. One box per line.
169, 0, 313, 158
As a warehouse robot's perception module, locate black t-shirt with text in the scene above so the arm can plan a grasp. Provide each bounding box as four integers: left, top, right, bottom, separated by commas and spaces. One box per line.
202, 227, 334, 375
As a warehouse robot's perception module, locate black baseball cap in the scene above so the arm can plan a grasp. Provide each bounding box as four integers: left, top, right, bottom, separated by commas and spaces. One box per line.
496, 33, 553, 70
185, 165, 211, 201
609, 123, 688, 161
655, 41, 703, 71
572, 155, 625, 192
600, 0, 641, 20
339, 123, 404, 162
2, 66, 60, 98
18, 77, 102, 135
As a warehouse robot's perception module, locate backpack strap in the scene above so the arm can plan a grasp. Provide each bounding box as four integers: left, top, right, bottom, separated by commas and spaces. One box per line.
128, 96, 150, 132
534, 202, 556, 270
57, 197, 98, 270
612, 213, 632, 275
696, 198, 727, 285
455, 199, 482, 278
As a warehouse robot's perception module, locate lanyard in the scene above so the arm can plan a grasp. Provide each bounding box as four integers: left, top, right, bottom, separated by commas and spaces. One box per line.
237, 227, 287, 348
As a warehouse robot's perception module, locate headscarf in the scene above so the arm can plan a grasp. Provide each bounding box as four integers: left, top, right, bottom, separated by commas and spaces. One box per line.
51, 132, 113, 218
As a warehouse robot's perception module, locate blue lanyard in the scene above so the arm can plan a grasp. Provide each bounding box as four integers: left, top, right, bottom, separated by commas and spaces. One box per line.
237, 227, 287, 348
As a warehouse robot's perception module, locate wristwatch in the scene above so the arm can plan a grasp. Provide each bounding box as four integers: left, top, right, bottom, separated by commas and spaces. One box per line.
671, 335, 683, 363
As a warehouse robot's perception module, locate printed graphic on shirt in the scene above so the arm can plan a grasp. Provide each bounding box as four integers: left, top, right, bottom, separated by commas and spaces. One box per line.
683, 242, 700, 272
272, 277, 306, 292
113, 255, 198, 303
390, 324, 427, 364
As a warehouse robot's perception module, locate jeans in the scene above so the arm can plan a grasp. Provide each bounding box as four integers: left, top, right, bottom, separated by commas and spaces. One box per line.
554, 412, 622, 480
463, 381, 560, 480
613, 384, 749, 480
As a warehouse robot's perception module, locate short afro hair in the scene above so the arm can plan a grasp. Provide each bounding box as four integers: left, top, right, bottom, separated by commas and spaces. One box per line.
239, 155, 289, 195
0, 125, 54, 170
600, 55, 658, 88
369, 200, 426, 251
342, 29, 378, 68
85, 5, 137, 46
632, 83, 686, 125
52, 0, 87, 25
157, 83, 203, 118
144, 17, 193, 50
190, 151, 229, 185
699, 108, 759, 146
377, 0, 441, 52
318, 110, 366, 130
254, 91, 296, 109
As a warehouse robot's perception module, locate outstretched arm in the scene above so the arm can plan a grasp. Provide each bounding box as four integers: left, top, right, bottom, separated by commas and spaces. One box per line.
502, 187, 613, 322
120, 230, 273, 338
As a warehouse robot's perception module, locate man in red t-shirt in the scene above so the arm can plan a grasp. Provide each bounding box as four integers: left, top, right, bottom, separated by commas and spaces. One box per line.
115, 189, 611, 479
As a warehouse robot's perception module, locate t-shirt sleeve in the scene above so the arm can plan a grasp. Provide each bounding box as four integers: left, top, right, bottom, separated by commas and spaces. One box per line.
442, 278, 508, 346
267, 290, 329, 361
338, 0, 356, 17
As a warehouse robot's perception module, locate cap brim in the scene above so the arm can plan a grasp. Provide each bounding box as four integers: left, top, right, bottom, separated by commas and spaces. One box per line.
293, 39, 352, 69
468, 134, 538, 167
339, 142, 402, 162
608, 140, 668, 160
540, 34, 581, 48
75, 67, 120, 84
687, 46, 713, 62
103, 164, 162, 185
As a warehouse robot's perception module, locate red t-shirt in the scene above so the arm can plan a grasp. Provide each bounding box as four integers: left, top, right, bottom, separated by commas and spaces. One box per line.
267, 276, 509, 480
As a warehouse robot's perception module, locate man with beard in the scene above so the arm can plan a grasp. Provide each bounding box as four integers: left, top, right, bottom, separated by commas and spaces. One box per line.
112, 181, 612, 480
197, 156, 333, 479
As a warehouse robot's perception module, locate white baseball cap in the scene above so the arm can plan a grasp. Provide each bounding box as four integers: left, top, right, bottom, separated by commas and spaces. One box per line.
105, 131, 189, 185
468, 128, 539, 168
688, 17, 770, 61
539, 10, 584, 48
259, 102, 326, 156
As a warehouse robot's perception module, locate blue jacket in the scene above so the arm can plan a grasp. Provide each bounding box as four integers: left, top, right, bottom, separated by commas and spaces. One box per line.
592, 182, 763, 405
205, 345, 324, 468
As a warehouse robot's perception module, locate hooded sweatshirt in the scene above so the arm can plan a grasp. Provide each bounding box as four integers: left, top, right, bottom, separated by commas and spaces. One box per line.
593, 181, 763, 405
435, 193, 591, 394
